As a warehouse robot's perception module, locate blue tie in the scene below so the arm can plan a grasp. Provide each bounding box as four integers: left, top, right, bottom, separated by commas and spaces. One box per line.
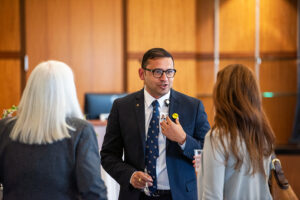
145, 100, 160, 195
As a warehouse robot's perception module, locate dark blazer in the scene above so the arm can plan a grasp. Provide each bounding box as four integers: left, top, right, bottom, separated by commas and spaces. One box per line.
0, 117, 107, 200
101, 89, 210, 200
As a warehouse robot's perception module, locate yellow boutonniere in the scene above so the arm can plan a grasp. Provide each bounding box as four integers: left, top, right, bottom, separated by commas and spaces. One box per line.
172, 113, 179, 119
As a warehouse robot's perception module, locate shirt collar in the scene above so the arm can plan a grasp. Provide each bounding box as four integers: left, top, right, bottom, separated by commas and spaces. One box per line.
144, 87, 170, 109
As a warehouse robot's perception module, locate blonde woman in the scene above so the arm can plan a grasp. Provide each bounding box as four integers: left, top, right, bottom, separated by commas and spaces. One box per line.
198, 64, 275, 199
0, 61, 107, 200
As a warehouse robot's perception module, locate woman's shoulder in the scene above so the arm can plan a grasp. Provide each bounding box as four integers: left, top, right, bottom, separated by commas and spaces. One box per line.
204, 129, 230, 155
66, 117, 95, 139
205, 129, 223, 141
67, 117, 93, 129
0, 117, 15, 125
205, 128, 231, 142
0, 117, 16, 134
0, 118, 16, 148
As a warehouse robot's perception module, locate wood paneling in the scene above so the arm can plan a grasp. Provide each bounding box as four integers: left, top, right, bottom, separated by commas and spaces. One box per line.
196, 0, 214, 54
0, 0, 22, 114
219, 0, 255, 54
0, 60, 21, 113
196, 60, 215, 95
260, 0, 297, 53
0, 0, 20, 51
277, 155, 300, 198
219, 60, 256, 72
127, 0, 198, 97
172, 59, 197, 97
259, 60, 297, 145
25, 0, 123, 109
263, 97, 297, 144
90, 0, 123, 93
259, 60, 297, 92
127, 59, 143, 93
195, 0, 214, 127
198, 97, 214, 127
127, 0, 196, 52
259, 0, 298, 145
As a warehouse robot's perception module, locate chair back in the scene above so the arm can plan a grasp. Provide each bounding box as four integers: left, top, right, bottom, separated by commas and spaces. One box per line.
84, 93, 127, 119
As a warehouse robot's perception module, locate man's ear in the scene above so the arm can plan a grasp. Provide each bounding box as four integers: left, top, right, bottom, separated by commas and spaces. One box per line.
139, 68, 145, 80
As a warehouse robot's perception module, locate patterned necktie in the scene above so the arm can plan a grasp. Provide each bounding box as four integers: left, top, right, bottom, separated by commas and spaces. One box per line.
145, 100, 160, 195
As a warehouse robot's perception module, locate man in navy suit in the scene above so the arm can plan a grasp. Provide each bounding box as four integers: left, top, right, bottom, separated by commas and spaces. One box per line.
101, 48, 210, 200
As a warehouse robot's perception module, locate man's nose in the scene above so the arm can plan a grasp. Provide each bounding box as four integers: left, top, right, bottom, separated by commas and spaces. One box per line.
160, 72, 168, 80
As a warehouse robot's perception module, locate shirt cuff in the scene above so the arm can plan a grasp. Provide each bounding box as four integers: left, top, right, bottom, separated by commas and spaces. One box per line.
179, 140, 186, 149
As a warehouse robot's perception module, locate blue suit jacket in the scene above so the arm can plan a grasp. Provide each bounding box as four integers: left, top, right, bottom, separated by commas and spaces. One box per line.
100, 89, 210, 200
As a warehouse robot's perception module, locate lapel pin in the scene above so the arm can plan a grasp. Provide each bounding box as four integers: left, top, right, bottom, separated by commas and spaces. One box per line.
172, 113, 179, 119
136, 103, 139, 107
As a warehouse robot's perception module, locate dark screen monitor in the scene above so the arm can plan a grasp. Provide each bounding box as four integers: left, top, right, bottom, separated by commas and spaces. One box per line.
84, 93, 127, 120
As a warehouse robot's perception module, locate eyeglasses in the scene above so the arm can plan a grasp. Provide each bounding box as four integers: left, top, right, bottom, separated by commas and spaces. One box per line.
143, 68, 176, 78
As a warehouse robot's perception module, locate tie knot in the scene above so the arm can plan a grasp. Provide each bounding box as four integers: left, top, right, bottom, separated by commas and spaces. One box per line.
152, 100, 159, 109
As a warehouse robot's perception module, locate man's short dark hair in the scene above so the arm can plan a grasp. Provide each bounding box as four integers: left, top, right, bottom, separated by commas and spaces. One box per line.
141, 48, 174, 69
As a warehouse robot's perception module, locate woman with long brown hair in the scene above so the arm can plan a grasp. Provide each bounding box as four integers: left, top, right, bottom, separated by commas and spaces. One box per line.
198, 64, 275, 199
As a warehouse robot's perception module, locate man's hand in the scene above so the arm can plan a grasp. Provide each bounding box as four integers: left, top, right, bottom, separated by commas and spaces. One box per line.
160, 117, 186, 144
130, 171, 153, 189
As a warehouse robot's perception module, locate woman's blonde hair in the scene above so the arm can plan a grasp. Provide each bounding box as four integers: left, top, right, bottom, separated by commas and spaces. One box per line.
10, 60, 83, 144
211, 64, 275, 177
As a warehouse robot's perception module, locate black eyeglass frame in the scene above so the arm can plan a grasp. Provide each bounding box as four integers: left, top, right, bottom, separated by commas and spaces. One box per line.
143, 67, 177, 78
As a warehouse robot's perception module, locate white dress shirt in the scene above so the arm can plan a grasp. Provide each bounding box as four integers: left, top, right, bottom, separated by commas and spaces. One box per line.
144, 88, 170, 190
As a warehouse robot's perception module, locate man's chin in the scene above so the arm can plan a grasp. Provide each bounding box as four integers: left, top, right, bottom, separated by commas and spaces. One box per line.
158, 88, 170, 95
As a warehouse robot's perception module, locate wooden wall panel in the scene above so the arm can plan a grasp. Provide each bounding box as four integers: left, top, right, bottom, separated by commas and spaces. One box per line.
25, 0, 49, 69
198, 97, 214, 127
69, 0, 94, 101
263, 97, 297, 144
259, 0, 298, 144
172, 60, 197, 97
91, 0, 123, 93
127, 60, 142, 93
219, 60, 256, 72
195, 0, 214, 126
196, 60, 214, 95
127, 0, 196, 52
26, 0, 123, 109
196, 0, 214, 54
0, 60, 21, 112
0, 0, 22, 114
219, 0, 255, 54
259, 60, 297, 92
0, 0, 20, 51
127, 0, 197, 97
260, 0, 297, 53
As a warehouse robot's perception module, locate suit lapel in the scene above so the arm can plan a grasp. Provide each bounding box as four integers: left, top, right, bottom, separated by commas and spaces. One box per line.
167, 89, 179, 147
134, 89, 146, 156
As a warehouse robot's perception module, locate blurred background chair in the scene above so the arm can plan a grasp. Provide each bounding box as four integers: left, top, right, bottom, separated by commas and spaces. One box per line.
84, 93, 127, 120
